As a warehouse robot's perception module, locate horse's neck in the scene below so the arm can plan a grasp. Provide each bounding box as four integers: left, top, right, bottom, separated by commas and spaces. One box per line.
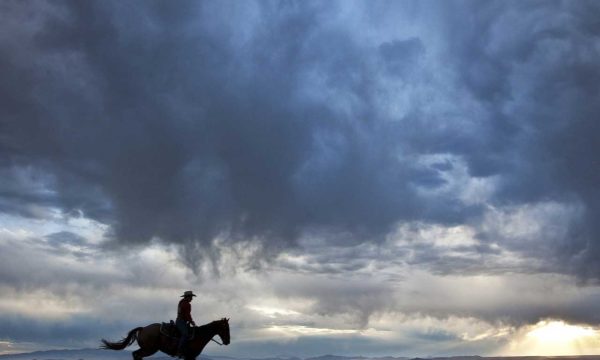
189, 322, 218, 355
198, 322, 218, 339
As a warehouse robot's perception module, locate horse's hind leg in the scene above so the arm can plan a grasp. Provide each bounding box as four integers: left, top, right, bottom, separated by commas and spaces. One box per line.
132, 347, 158, 360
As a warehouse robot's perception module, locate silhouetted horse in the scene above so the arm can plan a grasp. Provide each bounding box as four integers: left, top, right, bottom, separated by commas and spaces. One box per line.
101, 318, 230, 360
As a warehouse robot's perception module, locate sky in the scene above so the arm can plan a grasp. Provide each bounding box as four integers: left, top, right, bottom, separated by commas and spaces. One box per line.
1, 0, 600, 358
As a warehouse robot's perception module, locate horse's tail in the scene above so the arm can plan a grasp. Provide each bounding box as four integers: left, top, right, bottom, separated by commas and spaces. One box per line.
101, 327, 143, 350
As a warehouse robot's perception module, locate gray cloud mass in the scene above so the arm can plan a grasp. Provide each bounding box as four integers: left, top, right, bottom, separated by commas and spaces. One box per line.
2, 3, 600, 353
1, 1, 599, 277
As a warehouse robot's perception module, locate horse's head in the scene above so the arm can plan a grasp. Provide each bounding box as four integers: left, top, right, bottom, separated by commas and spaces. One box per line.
216, 318, 230, 345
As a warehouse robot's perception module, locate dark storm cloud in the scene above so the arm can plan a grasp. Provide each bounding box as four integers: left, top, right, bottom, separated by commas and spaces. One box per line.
1, 1, 599, 280
45, 231, 88, 247
379, 38, 425, 77
435, 1, 600, 279
0, 1, 426, 263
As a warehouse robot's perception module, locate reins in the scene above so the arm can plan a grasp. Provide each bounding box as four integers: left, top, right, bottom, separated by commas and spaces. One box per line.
209, 320, 228, 346
211, 338, 223, 346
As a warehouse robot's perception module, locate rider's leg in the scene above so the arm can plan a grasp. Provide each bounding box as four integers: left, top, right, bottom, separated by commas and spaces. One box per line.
176, 320, 189, 356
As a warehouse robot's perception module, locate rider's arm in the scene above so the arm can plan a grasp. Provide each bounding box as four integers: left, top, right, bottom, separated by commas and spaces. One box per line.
181, 302, 195, 324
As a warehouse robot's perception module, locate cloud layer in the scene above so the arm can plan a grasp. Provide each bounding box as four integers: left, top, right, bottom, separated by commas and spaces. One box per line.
2, 1, 599, 276
1, 0, 600, 356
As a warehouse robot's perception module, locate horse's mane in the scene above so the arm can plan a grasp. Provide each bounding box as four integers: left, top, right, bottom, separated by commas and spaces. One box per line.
195, 318, 227, 330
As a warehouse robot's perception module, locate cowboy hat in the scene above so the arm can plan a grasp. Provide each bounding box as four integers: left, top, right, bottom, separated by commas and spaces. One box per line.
181, 290, 197, 297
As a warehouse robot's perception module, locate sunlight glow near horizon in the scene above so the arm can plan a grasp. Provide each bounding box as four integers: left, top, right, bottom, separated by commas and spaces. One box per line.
267, 325, 358, 336
505, 320, 600, 356
528, 320, 596, 342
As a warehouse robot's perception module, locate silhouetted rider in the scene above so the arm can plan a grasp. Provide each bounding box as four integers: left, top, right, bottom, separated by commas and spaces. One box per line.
176, 291, 196, 357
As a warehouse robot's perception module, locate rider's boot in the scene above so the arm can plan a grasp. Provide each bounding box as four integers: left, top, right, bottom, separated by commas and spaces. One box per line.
176, 337, 187, 358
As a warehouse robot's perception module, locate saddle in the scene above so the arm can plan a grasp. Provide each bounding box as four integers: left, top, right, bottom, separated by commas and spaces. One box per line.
160, 320, 195, 340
